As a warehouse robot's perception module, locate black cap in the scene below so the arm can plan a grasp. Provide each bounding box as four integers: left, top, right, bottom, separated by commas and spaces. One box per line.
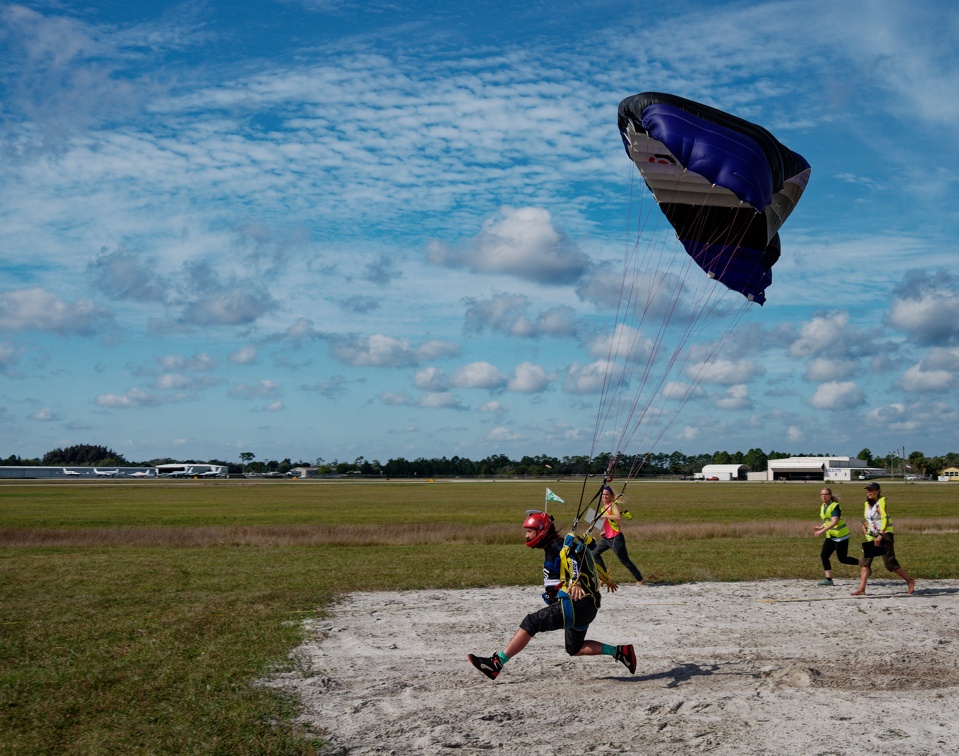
864, 481, 881, 490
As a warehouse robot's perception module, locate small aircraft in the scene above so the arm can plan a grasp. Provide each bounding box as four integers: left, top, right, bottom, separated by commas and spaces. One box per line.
93, 468, 120, 478
129, 469, 155, 478
197, 468, 226, 478
164, 467, 195, 478
62, 468, 83, 477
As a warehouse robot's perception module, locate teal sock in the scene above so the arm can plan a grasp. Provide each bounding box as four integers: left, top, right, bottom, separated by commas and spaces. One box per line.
496, 651, 510, 665
600, 644, 616, 656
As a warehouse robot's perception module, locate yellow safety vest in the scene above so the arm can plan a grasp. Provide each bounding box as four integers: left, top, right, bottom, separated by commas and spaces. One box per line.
819, 500, 850, 539
863, 497, 894, 541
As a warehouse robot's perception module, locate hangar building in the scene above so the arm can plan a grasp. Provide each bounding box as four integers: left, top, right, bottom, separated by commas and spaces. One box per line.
765, 456, 882, 482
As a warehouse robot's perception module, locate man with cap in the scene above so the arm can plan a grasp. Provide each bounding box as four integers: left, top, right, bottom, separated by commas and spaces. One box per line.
851, 481, 915, 596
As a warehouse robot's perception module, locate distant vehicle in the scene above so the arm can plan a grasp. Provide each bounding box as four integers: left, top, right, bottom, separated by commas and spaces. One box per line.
858, 474, 870, 480
707, 476, 720, 481
62, 468, 83, 477
93, 468, 119, 477
905, 475, 917, 481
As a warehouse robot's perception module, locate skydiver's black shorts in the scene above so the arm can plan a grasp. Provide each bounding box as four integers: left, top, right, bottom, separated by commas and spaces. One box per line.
519, 598, 598, 655
859, 533, 902, 572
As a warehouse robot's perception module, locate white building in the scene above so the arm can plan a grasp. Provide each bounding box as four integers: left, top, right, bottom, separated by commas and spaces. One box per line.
765, 456, 882, 482
699, 464, 749, 481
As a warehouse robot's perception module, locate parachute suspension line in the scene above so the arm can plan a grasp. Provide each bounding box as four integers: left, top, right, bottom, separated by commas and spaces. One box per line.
595, 167, 718, 479
584, 161, 672, 512
598, 173, 758, 488
625, 299, 750, 480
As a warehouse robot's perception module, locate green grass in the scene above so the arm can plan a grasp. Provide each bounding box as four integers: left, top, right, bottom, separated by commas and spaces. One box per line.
1, 479, 957, 753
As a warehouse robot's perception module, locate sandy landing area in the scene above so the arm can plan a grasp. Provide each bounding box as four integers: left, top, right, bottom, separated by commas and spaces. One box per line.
266, 579, 959, 755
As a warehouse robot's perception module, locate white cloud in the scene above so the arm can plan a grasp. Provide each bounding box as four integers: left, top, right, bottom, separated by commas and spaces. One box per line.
228, 380, 280, 399
229, 346, 258, 365
897, 347, 959, 392
804, 357, 859, 382
691, 358, 764, 386
96, 388, 174, 408
450, 362, 507, 390
714, 384, 752, 411
463, 293, 578, 339
808, 381, 864, 410
414, 366, 449, 391
508, 362, 551, 393
486, 426, 523, 443
419, 391, 466, 410
564, 360, 611, 394
329, 334, 460, 368
661, 381, 706, 402
0, 288, 113, 334
427, 207, 590, 285
0, 342, 21, 374
588, 324, 654, 362
886, 270, 959, 346
788, 312, 849, 358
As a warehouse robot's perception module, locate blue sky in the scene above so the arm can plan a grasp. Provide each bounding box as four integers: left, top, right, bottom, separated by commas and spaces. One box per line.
1, 0, 957, 466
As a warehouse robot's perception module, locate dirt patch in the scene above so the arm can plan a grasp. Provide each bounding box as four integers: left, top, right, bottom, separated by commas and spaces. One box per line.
266, 579, 959, 754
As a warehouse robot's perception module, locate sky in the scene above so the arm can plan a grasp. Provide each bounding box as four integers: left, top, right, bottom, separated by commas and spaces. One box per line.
1, 0, 958, 467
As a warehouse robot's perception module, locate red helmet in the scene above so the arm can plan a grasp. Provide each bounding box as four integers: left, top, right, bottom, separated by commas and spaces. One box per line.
523, 511, 555, 548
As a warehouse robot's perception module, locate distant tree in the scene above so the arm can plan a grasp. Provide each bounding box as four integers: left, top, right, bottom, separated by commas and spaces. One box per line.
42, 444, 127, 466
857, 448, 874, 466
712, 450, 731, 464
1, 454, 40, 466
240, 452, 255, 464
907, 450, 928, 477
743, 448, 769, 472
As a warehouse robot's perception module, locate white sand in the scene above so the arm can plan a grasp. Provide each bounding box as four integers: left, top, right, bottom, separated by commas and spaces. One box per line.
267, 579, 959, 754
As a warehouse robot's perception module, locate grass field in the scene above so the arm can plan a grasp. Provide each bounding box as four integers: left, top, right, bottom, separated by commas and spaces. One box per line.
1, 479, 956, 753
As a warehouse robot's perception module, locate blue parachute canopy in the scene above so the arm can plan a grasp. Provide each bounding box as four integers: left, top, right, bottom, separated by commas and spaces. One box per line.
618, 92, 810, 305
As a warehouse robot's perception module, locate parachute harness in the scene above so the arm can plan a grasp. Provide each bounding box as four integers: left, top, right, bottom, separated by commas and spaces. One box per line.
560, 477, 617, 593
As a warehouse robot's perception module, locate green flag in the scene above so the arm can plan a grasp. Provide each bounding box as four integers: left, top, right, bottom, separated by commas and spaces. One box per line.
545, 488, 564, 504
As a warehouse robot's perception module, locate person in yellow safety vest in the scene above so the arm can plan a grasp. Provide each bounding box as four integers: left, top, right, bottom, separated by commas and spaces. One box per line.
812, 487, 860, 586
851, 482, 916, 596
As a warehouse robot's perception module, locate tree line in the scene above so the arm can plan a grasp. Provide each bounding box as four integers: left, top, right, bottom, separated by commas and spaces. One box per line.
3, 444, 957, 479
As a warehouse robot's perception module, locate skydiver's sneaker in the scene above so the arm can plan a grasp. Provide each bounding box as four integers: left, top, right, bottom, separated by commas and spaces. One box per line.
615, 644, 636, 674
468, 653, 503, 680
818, 578, 834, 586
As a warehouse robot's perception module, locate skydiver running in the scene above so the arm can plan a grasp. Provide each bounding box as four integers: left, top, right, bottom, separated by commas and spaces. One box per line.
467, 511, 636, 680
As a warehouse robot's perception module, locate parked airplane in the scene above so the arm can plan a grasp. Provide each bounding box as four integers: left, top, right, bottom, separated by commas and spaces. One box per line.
129, 469, 155, 478
197, 469, 226, 478
93, 468, 120, 477
164, 467, 195, 478
62, 468, 83, 476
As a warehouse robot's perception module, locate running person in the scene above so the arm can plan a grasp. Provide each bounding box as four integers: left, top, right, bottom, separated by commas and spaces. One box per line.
851, 482, 915, 596
467, 511, 636, 680
812, 487, 859, 585
590, 486, 644, 585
